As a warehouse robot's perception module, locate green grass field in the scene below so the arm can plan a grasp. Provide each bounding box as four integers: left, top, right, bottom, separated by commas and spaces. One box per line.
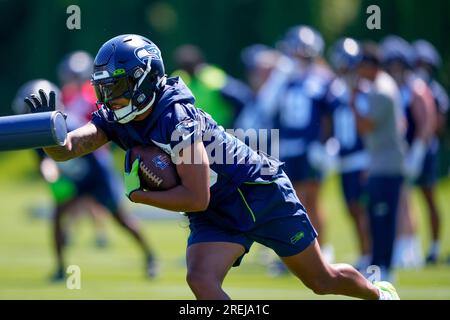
0, 150, 449, 300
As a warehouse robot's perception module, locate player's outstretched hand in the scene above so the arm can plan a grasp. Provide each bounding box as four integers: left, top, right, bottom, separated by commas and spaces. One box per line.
24, 90, 57, 114
124, 149, 141, 200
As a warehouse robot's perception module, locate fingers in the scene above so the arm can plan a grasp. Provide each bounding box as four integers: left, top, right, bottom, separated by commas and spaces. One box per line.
24, 97, 36, 112
49, 91, 56, 109
38, 89, 49, 107
30, 94, 42, 109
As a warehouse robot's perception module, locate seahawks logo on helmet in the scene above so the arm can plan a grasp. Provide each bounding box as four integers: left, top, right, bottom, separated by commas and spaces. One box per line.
134, 44, 162, 64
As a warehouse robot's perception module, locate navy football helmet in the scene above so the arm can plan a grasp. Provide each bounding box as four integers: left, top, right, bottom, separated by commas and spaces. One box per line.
380, 35, 415, 69
329, 38, 362, 73
58, 51, 94, 85
412, 39, 442, 70
279, 25, 324, 59
91, 34, 166, 124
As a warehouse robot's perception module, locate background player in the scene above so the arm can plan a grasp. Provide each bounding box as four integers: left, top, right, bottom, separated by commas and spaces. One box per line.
350, 42, 405, 282
412, 39, 449, 263
381, 36, 437, 269
327, 38, 371, 271
17, 79, 158, 280
275, 25, 336, 261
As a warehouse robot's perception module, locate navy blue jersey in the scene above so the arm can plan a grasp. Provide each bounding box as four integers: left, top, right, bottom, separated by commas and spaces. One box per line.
274, 65, 333, 159
327, 78, 367, 157
92, 77, 282, 207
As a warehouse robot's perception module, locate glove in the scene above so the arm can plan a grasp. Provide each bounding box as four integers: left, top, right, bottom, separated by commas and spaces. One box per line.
24, 90, 66, 118
404, 139, 427, 182
124, 149, 141, 200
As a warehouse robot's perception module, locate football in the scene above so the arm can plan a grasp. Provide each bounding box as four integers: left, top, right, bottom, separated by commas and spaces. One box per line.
128, 144, 180, 191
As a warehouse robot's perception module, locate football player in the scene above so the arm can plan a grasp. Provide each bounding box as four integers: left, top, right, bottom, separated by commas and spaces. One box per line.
16, 79, 157, 280
274, 25, 336, 260
350, 41, 406, 281
412, 39, 448, 263
327, 38, 371, 271
24, 34, 398, 299
380, 36, 437, 268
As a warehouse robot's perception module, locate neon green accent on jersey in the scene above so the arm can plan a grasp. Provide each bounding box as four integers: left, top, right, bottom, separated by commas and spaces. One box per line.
237, 187, 256, 222
243, 179, 279, 185
49, 177, 76, 204
113, 68, 126, 76
290, 231, 305, 244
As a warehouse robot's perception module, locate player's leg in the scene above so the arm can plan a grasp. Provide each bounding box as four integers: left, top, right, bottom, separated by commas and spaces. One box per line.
109, 205, 158, 277
186, 242, 246, 300
83, 198, 110, 247
281, 240, 379, 299
341, 171, 371, 268
393, 185, 422, 268
91, 181, 158, 276
348, 202, 371, 255
51, 198, 79, 281
421, 185, 441, 262
294, 181, 323, 243
368, 176, 403, 279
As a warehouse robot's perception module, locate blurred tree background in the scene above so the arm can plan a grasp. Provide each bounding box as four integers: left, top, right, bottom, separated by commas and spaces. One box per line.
0, 0, 449, 171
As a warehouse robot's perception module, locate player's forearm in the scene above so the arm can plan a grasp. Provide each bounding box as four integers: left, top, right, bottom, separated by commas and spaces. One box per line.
43, 122, 108, 161
42, 133, 86, 161
42, 140, 75, 162
131, 185, 210, 212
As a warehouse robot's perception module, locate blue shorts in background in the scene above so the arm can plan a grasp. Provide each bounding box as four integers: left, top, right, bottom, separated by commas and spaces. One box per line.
282, 155, 322, 184
186, 171, 318, 267
340, 170, 368, 204
416, 148, 439, 188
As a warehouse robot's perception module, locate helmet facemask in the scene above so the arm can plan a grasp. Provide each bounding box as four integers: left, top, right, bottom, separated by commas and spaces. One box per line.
92, 58, 164, 124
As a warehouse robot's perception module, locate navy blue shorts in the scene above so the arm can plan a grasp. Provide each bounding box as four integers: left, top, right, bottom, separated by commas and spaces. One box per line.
186, 172, 318, 267
340, 170, 368, 204
416, 149, 439, 187
282, 155, 322, 184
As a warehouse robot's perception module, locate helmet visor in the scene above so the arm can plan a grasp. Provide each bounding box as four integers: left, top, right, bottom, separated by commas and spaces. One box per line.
92, 76, 133, 104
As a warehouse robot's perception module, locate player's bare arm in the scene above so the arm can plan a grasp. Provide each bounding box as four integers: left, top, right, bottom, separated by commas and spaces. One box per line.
130, 139, 210, 212
411, 79, 437, 142
44, 121, 109, 161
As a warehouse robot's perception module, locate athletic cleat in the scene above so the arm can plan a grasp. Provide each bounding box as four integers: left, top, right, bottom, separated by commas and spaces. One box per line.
374, 281, 400, 300
146, 255, 158, 279
425, 253, 438, 265
50, 267, 65, 282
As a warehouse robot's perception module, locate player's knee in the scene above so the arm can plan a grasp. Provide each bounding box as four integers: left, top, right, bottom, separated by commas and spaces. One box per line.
186, 270, 219, 293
